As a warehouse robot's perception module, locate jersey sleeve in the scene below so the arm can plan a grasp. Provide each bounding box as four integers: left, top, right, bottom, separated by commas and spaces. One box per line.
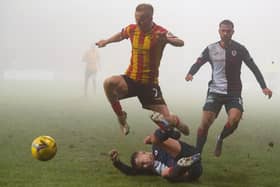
187, 47, 209, 75
112, 160, 155, 176
157, 25, 168, 34
121, 25, 132, 39
112, 160, 137, 175
242, 46, 267, 89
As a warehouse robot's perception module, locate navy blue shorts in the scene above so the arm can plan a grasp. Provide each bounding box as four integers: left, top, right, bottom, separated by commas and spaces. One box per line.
203, 92, 244, 115
175, 141, 202, 181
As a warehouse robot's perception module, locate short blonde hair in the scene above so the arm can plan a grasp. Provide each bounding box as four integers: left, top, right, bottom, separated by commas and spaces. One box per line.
136, 3, 153, 17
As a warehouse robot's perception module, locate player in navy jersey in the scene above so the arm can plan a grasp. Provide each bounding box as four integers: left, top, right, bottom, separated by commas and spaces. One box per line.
185, 19, 273, 157
109, 114, 202, 182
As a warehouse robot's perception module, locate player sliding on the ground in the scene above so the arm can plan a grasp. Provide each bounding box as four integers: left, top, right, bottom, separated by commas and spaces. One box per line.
96, 3, 188, 136
109, 123, 202, 182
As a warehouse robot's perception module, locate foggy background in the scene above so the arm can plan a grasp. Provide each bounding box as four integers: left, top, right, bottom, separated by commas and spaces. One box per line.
0, 0, 279, 97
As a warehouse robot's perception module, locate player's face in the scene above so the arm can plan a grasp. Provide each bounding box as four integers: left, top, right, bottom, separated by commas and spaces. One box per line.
135, 11, 152, 32
135, 151, 154, 169
219, 24, 234, 42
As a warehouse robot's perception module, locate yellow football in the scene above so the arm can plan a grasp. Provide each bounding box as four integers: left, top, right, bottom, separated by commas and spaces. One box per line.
31, 135, 57, 161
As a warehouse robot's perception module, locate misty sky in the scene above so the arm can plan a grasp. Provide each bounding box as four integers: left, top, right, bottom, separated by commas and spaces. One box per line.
0, 0, 279, 86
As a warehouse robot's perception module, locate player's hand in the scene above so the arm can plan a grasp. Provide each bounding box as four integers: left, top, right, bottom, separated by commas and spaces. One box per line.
143, 135, 152, 144
109, 149, 119, 162
262, 88, 272, 99
161, 167, 172, 177
96, 40, 107, 48
185, 74, 193, 81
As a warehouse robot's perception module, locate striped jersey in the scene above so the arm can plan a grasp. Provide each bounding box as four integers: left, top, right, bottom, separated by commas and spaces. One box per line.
152, 145, 175, 175
188, 40, 267, 96
121, 23, 168, 84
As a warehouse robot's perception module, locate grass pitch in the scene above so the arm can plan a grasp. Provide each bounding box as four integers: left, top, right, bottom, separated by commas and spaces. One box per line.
0, 81, 279, 187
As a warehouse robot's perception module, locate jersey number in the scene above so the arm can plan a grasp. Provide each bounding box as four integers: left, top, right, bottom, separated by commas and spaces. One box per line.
152, 88, 159, 98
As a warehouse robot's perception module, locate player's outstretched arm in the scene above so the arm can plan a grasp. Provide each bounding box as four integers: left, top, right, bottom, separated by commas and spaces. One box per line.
109, 149, 155, 176
186, 47, 209, 78
109, 149, 119, 162
155, 31, 184, 47
109, 149, 137, 175
96, 32, 124, 48
165, 32, 184, 47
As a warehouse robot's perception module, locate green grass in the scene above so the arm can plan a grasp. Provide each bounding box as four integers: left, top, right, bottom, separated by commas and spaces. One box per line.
0, 81, 279, 187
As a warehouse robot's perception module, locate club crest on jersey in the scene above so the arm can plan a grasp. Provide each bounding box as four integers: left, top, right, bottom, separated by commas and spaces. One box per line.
231, 50, 237, 56
154, 150, 158, 156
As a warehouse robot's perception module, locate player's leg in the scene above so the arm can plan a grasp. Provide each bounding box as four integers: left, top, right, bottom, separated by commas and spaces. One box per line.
214, 109, 242, 157
196, 111, 216, 153
150, 108, 190, 135
138, 84, 190, 135
149, 130, 186, 181
91, 72, 97, 94
150, 129, 202, 181
214, 96, 243, 157
196, 92, 222, 153
150, 129, 198, 159
150, 129, 182, 158
103, 75, 129, 135
84, 71, 90, 97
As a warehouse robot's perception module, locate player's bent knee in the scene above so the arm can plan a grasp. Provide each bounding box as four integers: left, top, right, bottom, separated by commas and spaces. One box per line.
103, 77, 111, 89
150, 134, 161, 145
229, 117, 241, 126
103, 76, 119, 89
201, 118, 214, 128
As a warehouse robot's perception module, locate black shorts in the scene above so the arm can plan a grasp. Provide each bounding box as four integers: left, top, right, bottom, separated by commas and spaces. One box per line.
121, 75, 166, 108
175, 141, 196, 160
203, 92, 244, 115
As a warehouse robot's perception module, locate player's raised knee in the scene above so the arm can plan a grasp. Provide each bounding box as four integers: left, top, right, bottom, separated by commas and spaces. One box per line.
103, 76, 119, 89
228, 116, 241, 126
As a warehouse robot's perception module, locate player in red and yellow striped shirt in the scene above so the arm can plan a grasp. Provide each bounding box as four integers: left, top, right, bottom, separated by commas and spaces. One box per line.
121, 23, 168, 84
96, 4, 188, 136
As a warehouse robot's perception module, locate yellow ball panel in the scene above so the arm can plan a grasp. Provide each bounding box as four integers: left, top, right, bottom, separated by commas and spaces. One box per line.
31, 136, 57, 161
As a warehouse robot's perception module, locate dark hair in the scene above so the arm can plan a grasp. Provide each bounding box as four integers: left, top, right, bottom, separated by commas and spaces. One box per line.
130, 151, 154, 175
136, 3, 154, 17
130, 151, 139, 169
219, 19, 234, 28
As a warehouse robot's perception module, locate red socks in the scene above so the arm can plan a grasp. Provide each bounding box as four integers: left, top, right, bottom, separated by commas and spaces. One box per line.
111, 101, 123, 116
197, 127, 208, 137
